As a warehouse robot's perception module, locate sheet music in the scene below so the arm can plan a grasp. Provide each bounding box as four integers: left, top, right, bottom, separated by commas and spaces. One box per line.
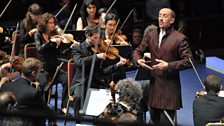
85, 89, 118, 116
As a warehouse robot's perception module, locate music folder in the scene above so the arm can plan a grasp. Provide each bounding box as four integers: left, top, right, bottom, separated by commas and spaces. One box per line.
104, 45, 133, 66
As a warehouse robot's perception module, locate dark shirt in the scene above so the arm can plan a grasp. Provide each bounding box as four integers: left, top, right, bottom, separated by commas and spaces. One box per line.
34, 31, 59, 76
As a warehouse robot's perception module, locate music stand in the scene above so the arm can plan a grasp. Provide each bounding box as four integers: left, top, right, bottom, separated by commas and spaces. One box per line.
65, 30, 86, 42
134, 67, 151, 81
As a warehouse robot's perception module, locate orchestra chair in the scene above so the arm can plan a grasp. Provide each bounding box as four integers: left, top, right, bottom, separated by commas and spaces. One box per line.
24, 43, 37, 59
12, 34, 21, 56
64, 59, 76, 125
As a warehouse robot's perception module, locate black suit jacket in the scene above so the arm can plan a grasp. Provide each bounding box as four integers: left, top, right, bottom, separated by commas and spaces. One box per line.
0, 77, 51, 126
193, 91, 224, 126
70, 41, 120, 94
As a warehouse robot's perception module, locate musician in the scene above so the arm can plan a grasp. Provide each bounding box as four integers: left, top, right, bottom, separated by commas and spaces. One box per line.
100, 12, 128, 46
100, 12, 129, 84
0, 58, 55, 126
34, 12, 68, 113
193, 74, 224, 126
76, 0, 99, 30
70, 24, 127, 116
19, 3, 43, 55
100, 78, 143, 120
133, 8, 193, 125
132, 28, 143, 50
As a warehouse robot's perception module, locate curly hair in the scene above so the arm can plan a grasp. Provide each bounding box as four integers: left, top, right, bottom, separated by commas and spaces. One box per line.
115, 78, 142, 106
36, 12, 57, 33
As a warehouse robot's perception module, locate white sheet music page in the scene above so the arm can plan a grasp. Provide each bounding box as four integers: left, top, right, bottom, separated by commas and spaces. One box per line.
85, 89, 112, 116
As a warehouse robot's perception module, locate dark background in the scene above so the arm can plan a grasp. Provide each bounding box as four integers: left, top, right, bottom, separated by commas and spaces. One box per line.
1, 0, 224, 58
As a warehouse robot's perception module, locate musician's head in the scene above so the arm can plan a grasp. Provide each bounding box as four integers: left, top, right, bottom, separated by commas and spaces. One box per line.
27, 3, 43, 24
21, 58, 43, 81
85, 24, 99, 46
37, 12, 57, 33
115, 78, 142, 106
105, 13, 119, 34
81, 0, 99, 19
204, 74, 223, 93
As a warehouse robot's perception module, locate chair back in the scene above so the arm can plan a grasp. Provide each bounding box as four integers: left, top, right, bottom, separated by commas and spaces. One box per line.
67, 59, 76, 97
24, 43, 37, 59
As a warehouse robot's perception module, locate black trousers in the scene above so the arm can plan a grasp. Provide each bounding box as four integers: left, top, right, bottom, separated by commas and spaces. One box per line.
38, 69, 68, 108
150, 107, 176, 126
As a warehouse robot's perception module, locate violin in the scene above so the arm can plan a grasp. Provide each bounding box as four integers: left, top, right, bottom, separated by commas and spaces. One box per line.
110, 80, 116, 103
92, 38, 119, 60
50, 26, 79, 45
109, 30, 128, 45
91, 38, 132, 67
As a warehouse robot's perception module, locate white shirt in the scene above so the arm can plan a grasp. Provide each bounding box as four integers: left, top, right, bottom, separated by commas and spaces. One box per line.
159, 30, 166, 48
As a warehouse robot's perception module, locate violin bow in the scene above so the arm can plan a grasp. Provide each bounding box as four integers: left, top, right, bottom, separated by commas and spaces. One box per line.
105, 0, 117, 15
0, 0, 12, 19
105, 19, 120, 53
62, 3, 78, 33
9, 22, 19, 73
10, 22, 19, 62
55, 2, 69, 18
118, 9, 133, 31
188, 58, 205, 89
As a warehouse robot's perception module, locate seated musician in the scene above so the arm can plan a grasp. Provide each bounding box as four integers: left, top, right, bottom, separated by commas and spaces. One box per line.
76, 0, 99, 30
0, 50, 22, 85
193, 74, 224, 126
34, 12, 68, 113
100, 12, 128, 46
99, 78, 143, 121
0, 58, 55, 125
70, 24, 128, 117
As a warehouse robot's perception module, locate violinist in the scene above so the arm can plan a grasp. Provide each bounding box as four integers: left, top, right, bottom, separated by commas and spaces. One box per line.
193, 74, 224, 126
34, 12, 68, 113
70, 24, 128, 117
99, 78, 143, 121
101, 13, 129, 45
76, 0, 99, 30
19, 3, 43, 55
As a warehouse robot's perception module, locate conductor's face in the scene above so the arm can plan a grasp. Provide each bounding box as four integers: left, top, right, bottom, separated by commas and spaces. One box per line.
158, 8, 174, 30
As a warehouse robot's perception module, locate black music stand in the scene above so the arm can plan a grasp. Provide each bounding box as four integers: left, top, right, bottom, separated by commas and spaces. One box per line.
134, 67, 151, 81
65, 30, 86, 42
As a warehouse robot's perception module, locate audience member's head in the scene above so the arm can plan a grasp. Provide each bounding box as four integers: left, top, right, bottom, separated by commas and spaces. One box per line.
115, 78, 142, 107
204, 74, 223, 93
0, 91, 16, 111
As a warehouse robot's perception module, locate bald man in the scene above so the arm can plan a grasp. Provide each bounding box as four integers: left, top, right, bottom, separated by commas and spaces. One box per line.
133, 8, 193, 125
